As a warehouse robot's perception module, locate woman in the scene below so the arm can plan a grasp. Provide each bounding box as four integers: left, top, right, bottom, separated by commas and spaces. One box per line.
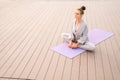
61, 6, 95, 51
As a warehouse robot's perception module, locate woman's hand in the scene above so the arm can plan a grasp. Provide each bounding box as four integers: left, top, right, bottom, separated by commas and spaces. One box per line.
68, 40, 80, 49
68, 40, 73, 48
72, 43, 79, 48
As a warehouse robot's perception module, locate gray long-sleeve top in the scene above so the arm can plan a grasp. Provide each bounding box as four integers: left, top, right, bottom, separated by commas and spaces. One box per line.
71, 19, 89, 44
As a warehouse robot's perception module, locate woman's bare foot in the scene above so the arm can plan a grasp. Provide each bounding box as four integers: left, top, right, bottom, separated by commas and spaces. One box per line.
68, 45, 72, 48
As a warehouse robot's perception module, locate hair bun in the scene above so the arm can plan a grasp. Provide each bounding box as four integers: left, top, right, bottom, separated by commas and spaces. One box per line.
81, 6, 86, 10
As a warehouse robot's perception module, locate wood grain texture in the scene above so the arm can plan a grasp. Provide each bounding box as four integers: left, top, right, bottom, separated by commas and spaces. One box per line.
0, 1, 120, 80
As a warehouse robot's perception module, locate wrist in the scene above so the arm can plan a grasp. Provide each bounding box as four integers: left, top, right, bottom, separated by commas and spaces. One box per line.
77, 42, 80, 45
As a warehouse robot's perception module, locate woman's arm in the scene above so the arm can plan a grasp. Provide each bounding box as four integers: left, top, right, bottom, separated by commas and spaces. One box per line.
77, 25, 88, 45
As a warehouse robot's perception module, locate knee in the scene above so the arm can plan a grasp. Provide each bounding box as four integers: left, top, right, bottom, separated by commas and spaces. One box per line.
61, 33, 68, 38
89, 45, 95, 51
61, 33, 71, 39
61, 33, 64, 38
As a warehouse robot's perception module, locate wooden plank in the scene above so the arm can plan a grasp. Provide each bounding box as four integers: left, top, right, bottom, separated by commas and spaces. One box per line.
78, 52, 88, 80
0, 77, 34, 80
53, 56, 66, 80
105, 39, 120, 80
52, 5, 74, 80
44, 6, 70, 80
0, 10, 37, 61
0, 2, 43, 68
61, 58, 72, 80
52, 15, 68, 79
10, 23, 43, 77
91, 4, 104, 80
8, 7, 48, 78
0, 20, 33, 76
101, 7, 120, 80
95, 5, 113, 80
108, 6, 120, 71
0, 13, 18, 37
66, 6, 81, 80
18, 7, 50, 79
87, 52, 96, 80
70, 56, 80, 80
98, 11, 113, 80
1, 6, 47, 78
0, 8, 31, 42
0, 13, 30, 39
0, 16, 26, 57
28, 6, 58, 79
0, 1, 120, 80
0, 17, 30, 69
1, 6, 46, 76
35, 6, 66, 80
86, 4, 97, 80
61, 6, 75, 80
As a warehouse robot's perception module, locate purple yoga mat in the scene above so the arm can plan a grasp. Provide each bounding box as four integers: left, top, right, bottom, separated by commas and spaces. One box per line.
51, 29, 113, 58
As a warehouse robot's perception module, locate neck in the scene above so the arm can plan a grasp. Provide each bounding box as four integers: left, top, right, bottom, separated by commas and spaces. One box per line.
76, 18, 82, 23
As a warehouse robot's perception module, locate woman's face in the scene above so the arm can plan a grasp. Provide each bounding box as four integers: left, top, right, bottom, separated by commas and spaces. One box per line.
74, 10, 82, 19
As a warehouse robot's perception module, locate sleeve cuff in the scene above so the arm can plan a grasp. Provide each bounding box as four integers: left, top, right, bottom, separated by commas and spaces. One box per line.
77, 40, 85, 45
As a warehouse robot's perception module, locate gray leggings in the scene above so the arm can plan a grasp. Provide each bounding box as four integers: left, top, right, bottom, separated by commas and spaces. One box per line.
61, 33, 95, 51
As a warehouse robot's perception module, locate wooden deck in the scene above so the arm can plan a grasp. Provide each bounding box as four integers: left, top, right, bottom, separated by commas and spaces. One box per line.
0, 0, 120, 80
